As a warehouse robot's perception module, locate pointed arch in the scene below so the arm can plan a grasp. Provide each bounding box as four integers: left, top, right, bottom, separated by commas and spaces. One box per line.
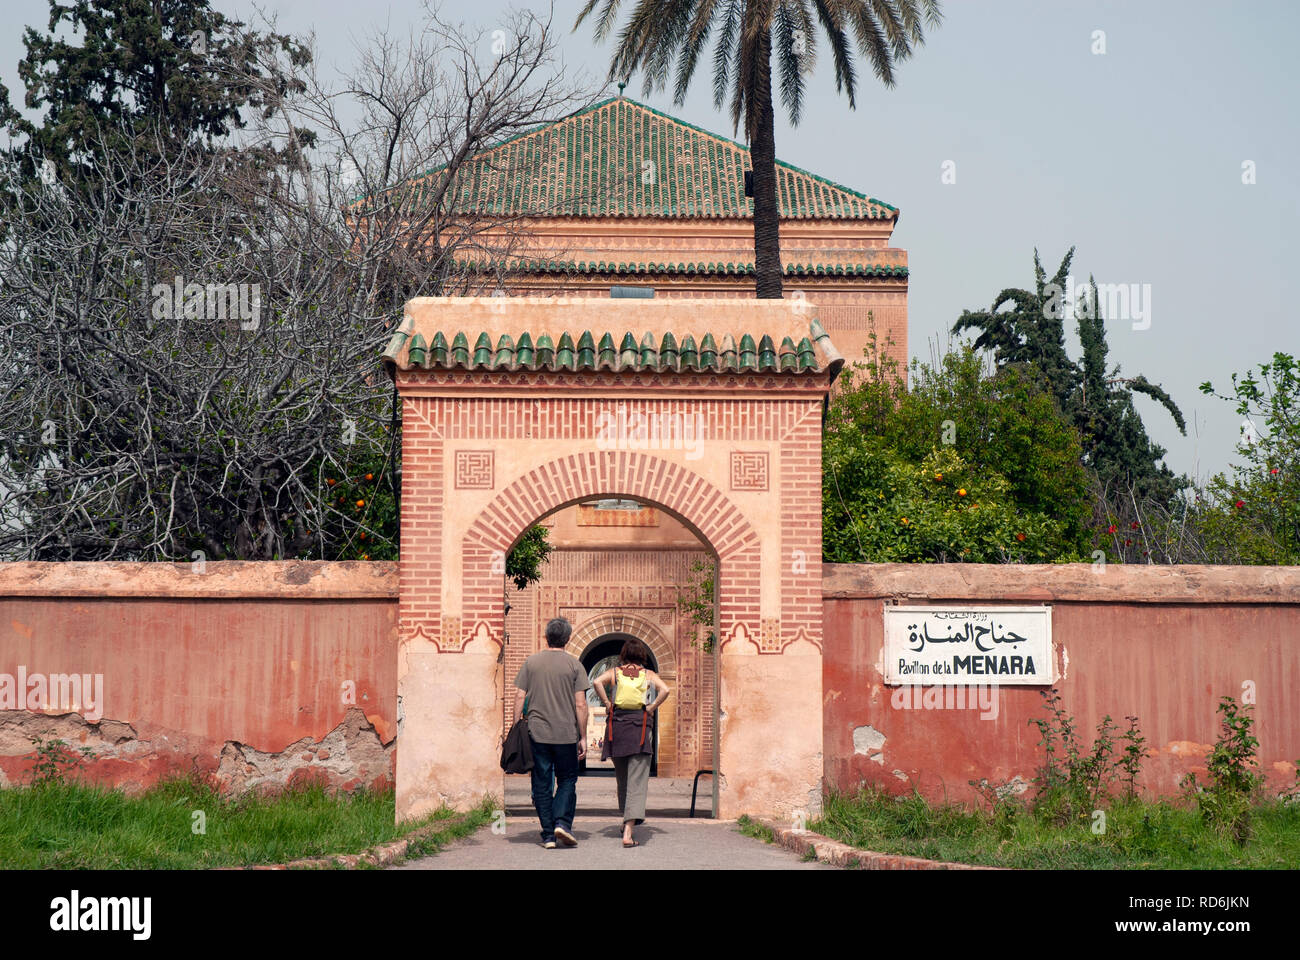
459, 450, 759, 650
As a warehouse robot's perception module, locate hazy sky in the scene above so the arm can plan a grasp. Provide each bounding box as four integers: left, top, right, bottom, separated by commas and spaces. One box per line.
3, 0, 1296, 481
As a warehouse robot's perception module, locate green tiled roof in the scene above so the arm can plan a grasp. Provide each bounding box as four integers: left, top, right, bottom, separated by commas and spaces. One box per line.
385, 319, 841, 377
451, 258, 908, 279
395, 97, 897, 221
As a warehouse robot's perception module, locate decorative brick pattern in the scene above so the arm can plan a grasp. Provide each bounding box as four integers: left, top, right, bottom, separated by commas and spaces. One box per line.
462, 448, 764, 659
500, 552, 710, 777
454, 450, 494, 489
564, 610, 677, 676
393, 315, 831, 817
730, 451, 769, 491
779, 403, 825, 651
397, 397, 444, 652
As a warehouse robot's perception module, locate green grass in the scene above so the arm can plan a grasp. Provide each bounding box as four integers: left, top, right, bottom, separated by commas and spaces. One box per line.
810, 786, 1300, 869
736, 814, 775, 844
0, 775, 492, 869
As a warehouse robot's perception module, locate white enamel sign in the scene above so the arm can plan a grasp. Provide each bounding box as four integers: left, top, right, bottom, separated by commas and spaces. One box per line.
884, 606, 1053, 685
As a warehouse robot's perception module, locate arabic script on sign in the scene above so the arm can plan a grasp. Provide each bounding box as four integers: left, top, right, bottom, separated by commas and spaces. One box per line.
884, 607, 1053, 686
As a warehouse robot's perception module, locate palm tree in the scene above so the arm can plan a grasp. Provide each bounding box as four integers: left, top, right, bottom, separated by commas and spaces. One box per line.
575, 0, 942, 298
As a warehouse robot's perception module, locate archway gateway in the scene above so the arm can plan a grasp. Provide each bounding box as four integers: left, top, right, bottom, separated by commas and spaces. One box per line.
383, 297, 842, 821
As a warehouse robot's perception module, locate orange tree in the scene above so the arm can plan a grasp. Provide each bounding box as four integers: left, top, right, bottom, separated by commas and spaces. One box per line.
823, 338, 1091, 563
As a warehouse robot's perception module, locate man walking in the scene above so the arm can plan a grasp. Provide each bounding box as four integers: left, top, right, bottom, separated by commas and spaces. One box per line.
514, 617, 589, 848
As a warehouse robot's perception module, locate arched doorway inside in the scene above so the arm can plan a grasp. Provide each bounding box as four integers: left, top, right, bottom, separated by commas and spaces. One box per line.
579, 633, 660, 777
499, 496, 715, 815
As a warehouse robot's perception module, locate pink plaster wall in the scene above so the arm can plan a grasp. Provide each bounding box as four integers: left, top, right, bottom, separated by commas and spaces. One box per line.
823, 563, 1300, 807
0, 562, 398, 794
5, 558, 1299, 813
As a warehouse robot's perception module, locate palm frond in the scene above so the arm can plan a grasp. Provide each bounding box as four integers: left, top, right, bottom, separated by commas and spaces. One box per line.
710, 0, 742, 112
773, 3, 811, 125
847, 2, 897, 85
609, 1, 672, 89
674, 0, 722, 105
814, 0, 858, 102
643, 1, 700, 97
574, 0, 628, 43
866, 0, 910, 57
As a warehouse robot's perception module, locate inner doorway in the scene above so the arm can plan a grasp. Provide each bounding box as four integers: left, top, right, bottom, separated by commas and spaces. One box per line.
499, 494, 718, 817
580, 633, 659, 777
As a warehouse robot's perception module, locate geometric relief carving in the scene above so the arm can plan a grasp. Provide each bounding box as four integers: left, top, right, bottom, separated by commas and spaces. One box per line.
719, 618, 784, 654
720, 621, 757, 652
408, 620, 440, 646
729, 450, 768, 491
454, 450, 494, 489
440, 616, 463, 652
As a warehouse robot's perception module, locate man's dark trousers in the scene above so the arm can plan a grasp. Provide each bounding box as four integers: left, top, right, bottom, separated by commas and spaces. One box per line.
529, 737, 578, 842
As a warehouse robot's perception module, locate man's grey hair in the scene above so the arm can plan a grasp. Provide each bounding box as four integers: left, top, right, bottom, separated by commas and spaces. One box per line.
545, 617, 572, 648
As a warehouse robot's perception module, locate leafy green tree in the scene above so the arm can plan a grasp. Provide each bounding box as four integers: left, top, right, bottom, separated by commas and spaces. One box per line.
1196, 353, 1299, 563
0, 0, 310, 190
824, 337, 1091, 562
575, 0, 942, 298
953, 248, 1186, 505
507, 526, 553, 591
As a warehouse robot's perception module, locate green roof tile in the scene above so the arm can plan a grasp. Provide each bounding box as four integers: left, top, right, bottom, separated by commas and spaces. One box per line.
556, 332, 575, 370
660, 332, 678, 369
797, 336, 816, 370
680, 334, 698, 370
379, 99, 895, 223
779, 336, 798, 371
699, 333, 718, 368
619, 332, 638, 369
408, 333, 427, 366
639, 332, 657, 367
536, 333, 555, 367
451, 331, 470, 365
576, 330, 596, 367
738, 334, 757, 371
449, 256, 907, 281
597, 332, 617, 368
430, 331, 448, 366
494, 333, 515, 369
719, 334, 738, 372
516, 331, 534, 366
387, 320, 840, 378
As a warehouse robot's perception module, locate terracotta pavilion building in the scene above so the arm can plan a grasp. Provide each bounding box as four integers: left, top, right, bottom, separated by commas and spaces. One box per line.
421, 95, 909, 780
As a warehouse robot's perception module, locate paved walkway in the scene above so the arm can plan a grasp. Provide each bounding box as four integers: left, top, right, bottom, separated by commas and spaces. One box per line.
393, 815, 831, 870
395, 773, 832, 870
502, 771, 707, 818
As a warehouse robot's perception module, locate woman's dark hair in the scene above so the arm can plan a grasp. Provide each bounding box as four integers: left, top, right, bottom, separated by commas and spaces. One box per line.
619, 638, 651, 668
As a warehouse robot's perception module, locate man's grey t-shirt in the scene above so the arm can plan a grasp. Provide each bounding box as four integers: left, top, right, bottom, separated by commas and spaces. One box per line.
515, 649, 590, 744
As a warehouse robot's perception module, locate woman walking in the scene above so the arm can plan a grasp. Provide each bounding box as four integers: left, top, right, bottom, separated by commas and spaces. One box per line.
593, 639, 671, 847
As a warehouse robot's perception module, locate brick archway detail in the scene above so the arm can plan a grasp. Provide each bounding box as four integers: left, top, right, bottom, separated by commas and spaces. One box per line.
566, 612, 677, 678
389, 297, 833, 821
460, 450, 758, 654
